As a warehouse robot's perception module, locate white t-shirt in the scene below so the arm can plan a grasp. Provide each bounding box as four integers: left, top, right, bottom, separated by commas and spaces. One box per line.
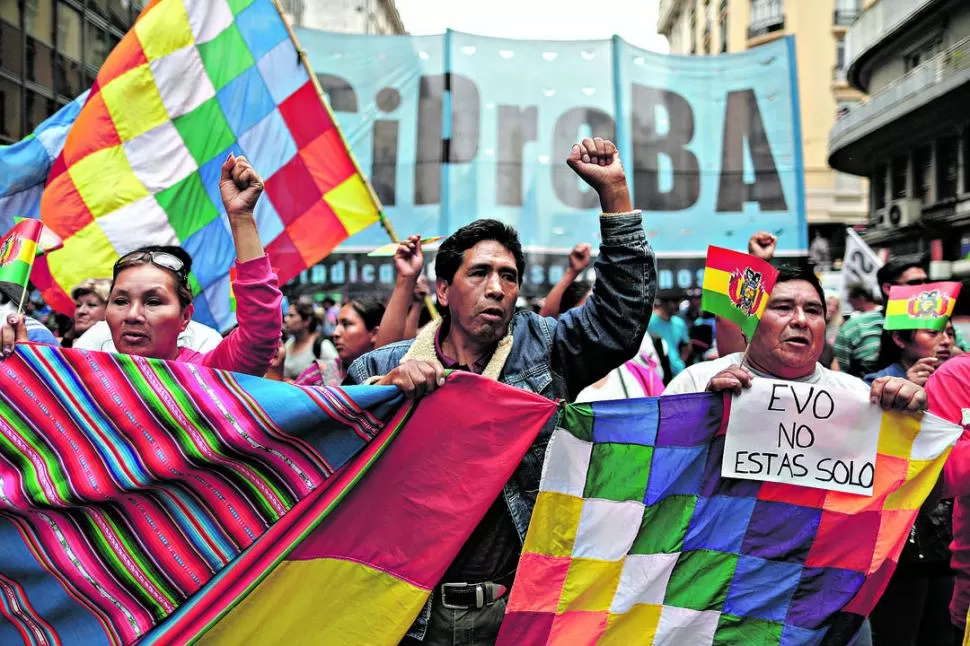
74, 320, 224, 353
664, 352, 871, 397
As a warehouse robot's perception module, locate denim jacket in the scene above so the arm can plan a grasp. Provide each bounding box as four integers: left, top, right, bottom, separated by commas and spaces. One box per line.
345, 212, 656, 639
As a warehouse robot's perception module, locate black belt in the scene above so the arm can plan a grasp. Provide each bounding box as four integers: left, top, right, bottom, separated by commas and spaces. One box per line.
439, 578, 512, 610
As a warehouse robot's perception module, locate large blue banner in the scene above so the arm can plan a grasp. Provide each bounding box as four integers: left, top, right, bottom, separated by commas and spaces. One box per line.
294, 30, 807, 297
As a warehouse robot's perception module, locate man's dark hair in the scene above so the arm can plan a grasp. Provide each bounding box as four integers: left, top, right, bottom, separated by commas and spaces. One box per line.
560, 280, 592, 313
846, 283, 876, 303
434, 219, 526, 285
774, 264, 826, 317
876, 258, 925, 292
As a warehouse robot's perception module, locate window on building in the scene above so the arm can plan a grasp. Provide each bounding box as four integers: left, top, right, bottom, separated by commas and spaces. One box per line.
24, 88, 52, 133
834, 37, 846, 81
834, 0, 861, 26
874, 164, 887, 211
55, 1, 83, 98
84, 19, 112, 69
24, 0, 53, 86
937, 136, 958, 200
905, 36, 944, 72
914, 145, 932, 204
891, 155, 908, 200
0, 14, 23, 77
748, 0, 784, 38
0, 77, 22, 143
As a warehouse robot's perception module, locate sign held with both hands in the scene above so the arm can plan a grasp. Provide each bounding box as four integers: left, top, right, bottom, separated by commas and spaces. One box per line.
722, 379, 881, 496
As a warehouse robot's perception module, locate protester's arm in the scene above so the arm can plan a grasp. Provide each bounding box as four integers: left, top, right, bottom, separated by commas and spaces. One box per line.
553, 138, 656, 399
375, 235, 423, 348
403, 277, 429, 340
716, 319, 748, 355
198, 155, 282, 375
199, 256, 282, 375
539, 243, 591, 317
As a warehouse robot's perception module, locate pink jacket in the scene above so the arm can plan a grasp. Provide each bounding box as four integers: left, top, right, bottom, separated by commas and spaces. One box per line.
925, 355, 970, 627
176, 256, 282, 377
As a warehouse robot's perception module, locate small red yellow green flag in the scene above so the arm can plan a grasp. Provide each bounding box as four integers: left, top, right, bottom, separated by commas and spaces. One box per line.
885, 282, 961, 331
13, 217, 62, 254
701, 245, 779, 338
0, 219, 43, 292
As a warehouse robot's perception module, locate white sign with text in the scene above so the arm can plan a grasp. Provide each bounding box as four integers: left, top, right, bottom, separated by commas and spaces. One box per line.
722, 379, 882, 496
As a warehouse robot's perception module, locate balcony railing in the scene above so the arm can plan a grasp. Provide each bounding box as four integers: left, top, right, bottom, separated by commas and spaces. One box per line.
832, 36, 970, 146
844, 0, 937, 76
748, 0, 784, 39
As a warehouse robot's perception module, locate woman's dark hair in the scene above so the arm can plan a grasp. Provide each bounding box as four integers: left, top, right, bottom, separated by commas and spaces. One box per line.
434, 219, 526, 285
875, 329, 912, 372
111, 245, 194, 309
291, 301, 319, 333
348, 299, 386, 331
560, 280, 592, 313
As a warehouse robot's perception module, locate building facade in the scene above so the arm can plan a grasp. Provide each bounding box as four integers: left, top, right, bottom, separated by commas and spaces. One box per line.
280, 0, 405, 35
828, 0, 970, 278
658, 0, 869, 264
0, 0, 145, 145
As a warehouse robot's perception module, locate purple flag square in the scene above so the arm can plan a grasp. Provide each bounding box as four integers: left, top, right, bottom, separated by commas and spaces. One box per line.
786, 568, 866, 629
741, 500, 822, 563
655, 392, 723, 447
700, 436, 762, 498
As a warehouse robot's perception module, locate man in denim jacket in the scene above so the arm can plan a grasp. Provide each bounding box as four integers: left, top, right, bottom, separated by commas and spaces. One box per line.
346, 137, 656, 644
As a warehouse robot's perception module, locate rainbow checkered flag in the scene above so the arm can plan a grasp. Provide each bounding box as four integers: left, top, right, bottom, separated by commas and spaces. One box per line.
36, 0, 381, 330
499, 394, 961, 645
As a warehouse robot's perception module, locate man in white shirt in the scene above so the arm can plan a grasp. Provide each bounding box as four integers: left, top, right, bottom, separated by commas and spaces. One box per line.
665, 265, 923, 412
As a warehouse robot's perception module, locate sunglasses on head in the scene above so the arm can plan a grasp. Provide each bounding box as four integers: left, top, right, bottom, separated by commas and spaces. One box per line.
113, 251, 187, 283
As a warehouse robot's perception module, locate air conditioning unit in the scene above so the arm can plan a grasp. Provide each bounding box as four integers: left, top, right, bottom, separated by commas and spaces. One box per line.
879, 199, 923, 230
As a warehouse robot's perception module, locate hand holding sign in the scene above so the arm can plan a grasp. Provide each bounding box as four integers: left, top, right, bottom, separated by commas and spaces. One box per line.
870, 376, 927, 412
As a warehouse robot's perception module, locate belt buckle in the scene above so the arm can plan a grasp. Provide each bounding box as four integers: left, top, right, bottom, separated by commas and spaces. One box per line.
440, 582, 484, 610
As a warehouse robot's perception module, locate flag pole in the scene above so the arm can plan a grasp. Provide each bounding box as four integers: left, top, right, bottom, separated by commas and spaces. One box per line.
270, 0, 440, 321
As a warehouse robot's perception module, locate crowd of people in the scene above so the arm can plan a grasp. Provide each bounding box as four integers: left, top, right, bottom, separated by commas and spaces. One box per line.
1, 138, 969, 645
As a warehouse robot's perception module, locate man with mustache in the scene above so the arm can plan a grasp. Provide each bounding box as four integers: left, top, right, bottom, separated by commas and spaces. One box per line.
345, 137, 655, 644
664, 265, 924, 413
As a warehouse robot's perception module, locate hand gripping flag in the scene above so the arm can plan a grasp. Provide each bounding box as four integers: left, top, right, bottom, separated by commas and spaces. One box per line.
499, 394, 962, 645
35, 0, 381, 331
884, 281, 962, 331
701, 246, 780, 339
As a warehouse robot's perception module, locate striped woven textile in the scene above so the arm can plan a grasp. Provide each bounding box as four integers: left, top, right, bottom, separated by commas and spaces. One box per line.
0, 345, 409, 645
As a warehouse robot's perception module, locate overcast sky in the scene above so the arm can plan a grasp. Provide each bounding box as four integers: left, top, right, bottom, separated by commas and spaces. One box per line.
395, 0, 669, 52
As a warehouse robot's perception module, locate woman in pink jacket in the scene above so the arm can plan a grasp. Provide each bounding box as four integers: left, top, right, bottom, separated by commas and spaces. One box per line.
0, 154, 282, 377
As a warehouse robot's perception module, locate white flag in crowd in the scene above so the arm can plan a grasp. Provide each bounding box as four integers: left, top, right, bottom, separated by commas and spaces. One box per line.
840, 227, 883, 313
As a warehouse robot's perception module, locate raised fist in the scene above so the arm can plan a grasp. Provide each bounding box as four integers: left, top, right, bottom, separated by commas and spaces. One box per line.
220, 153, 263, 219
566, 137, 627, 193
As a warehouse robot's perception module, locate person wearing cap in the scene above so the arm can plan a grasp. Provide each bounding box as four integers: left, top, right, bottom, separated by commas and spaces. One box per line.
834, 259, 929, 379
63, 278, 111, 348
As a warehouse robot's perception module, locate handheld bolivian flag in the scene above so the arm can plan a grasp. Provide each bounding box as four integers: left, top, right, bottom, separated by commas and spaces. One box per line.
885, 281, 962, 331
0, 218, 43, 302
701, 245, 779, 338
13, 217, 63, 254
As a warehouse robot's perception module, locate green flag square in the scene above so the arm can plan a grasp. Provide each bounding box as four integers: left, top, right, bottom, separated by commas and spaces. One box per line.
560, 404, 594, 443
664, 551, 739, 612
630, 494, 697, 554
583, 442, 652, 502
198, 24, 255, 91
714, 614, 783, 646
228, 0, 256, 15
173, 98, 236, 166
155, 172, 220, 243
